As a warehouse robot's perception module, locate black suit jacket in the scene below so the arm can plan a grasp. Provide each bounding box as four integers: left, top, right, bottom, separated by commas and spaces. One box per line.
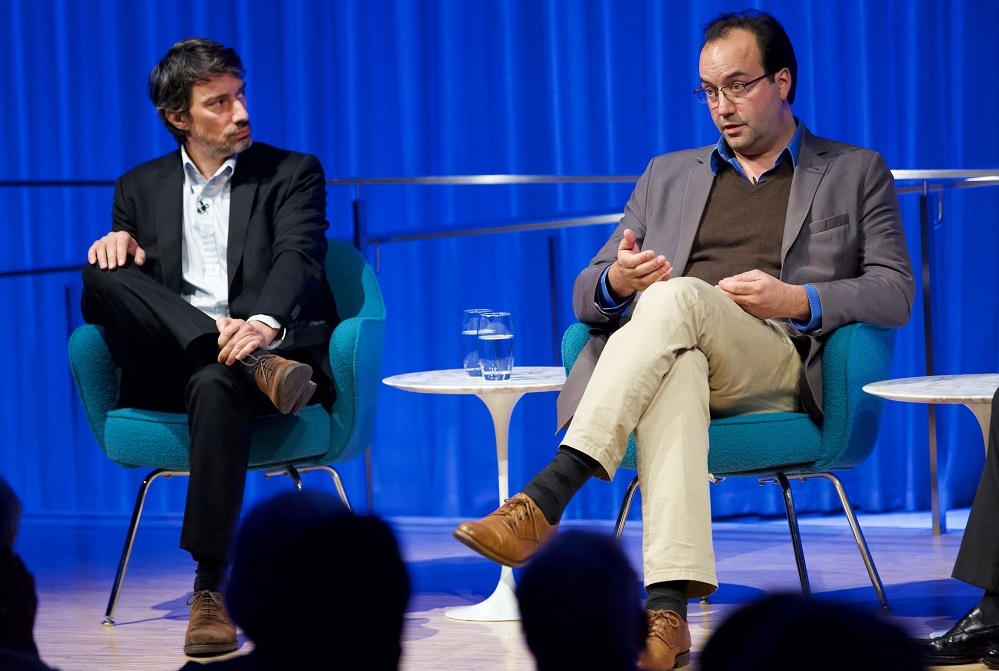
110, 142, 339, 393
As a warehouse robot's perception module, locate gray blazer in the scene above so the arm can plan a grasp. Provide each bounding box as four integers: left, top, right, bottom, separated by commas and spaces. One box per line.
556, 124, 915, 428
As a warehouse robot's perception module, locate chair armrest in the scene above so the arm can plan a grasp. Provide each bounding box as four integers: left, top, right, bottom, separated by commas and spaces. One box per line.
68, 324, 120, 454
815, 322, 896, 471
325, 313, 385, 464
561, 322, 592, 374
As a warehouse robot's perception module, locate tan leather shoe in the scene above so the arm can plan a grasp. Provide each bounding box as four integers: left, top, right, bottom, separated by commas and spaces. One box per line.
184, 590, 237, 657
637, 610, 691, 670
246, 354, 315, 415
452, 493, 558, 567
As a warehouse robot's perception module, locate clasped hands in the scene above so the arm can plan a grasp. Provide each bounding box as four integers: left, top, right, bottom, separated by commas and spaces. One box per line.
607, 228, 809, 321
87, 230, 280, 364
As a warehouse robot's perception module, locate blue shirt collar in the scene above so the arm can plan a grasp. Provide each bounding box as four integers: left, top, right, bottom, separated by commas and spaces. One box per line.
710, 118, 802, 181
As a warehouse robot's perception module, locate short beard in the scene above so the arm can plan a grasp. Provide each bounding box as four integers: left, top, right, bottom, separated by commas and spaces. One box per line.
226, 135, 253, 156
202, 134, 252, 163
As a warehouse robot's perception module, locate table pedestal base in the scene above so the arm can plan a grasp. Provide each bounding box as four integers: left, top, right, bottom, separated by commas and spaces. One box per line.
381, 368, 567, 623
445, 566, 520, 621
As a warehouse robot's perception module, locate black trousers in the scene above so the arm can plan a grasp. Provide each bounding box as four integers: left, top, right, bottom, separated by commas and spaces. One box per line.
81, 263, 283, 564
952, 389, 999, 592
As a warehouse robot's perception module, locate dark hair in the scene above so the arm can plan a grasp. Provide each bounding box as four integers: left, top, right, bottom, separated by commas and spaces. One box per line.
517, 530, 646, 671
0, 476, 21, 550
703, 11, 797, 104
147, 38, 245, 145
226, 490, 410, 670
700, 592, 927, 671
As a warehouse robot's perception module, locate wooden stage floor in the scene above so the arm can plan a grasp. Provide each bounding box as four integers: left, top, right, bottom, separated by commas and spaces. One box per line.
19, 509, 987, 670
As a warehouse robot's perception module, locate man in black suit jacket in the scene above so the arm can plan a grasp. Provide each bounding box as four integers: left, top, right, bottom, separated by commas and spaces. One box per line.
925, 388, 999, 667
81, 38, 338, 657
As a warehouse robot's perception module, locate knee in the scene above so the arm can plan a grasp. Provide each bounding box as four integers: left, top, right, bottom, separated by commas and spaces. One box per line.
81, 262, 107, 291
81, 261, 135, 293
636, 277, 717, 316
186, 364, 244, 406
645, 277, 713, 300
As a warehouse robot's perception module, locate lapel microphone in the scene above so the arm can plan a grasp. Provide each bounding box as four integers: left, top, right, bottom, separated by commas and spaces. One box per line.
197, 199, 209, 214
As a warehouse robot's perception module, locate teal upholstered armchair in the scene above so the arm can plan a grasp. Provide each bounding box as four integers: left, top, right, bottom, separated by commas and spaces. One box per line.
561, 321, 895, 608
68, 239, 386, 624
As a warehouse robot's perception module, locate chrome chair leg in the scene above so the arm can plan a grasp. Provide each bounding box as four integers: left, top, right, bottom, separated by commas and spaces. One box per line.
614, 475, 640, 539
267, 464, 352, 510
805, 472, 889, 609
104, 468, 184, 626
767, 473, 812, 597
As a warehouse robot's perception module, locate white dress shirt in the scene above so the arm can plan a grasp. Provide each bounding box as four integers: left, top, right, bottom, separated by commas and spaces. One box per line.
180, 147, 282, 343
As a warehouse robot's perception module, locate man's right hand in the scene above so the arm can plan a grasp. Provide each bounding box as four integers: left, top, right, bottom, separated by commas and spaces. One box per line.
607, 228, 672, 299
87, 231, 146, 270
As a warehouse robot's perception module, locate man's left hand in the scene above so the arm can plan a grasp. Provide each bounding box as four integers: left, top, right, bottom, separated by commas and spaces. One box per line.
216, 318, 280, 365
716, 270, 810, 321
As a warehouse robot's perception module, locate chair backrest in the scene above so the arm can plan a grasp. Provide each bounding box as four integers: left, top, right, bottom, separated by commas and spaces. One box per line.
325, 239, 386, 322
559, 321, 896, 474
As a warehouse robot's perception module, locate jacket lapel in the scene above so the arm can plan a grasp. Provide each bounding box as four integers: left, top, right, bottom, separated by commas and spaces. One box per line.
227, 152, 259, 295
155, 154, 185, 293
672, 148, 715, 273
783, 125, 830, 262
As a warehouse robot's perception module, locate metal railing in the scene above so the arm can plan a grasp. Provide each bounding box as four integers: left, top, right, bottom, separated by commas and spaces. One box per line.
5, 169, 999, 532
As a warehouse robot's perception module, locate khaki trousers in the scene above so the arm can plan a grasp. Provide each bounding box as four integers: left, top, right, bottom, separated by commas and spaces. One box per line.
563, 277, 802, 598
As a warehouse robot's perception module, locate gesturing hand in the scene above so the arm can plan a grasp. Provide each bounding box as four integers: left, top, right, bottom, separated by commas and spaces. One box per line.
606, 228, 673, 299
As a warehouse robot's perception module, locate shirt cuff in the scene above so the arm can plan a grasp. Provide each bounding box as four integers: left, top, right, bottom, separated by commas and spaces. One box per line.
249, 314, 285, 349
596, 265, 635, 315
788, 284, 822, 333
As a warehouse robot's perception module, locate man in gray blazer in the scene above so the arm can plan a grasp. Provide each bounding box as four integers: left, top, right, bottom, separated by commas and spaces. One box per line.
81, 39, 337, 657
454, 11, 914, 671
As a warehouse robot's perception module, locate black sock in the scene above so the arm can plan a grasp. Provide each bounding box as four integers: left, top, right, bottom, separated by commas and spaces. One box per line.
193, 554, 229, 594
521, 446, 599, 525
980, 591, 999, 621
236, 347, 271, 384
645, 581, 689, 621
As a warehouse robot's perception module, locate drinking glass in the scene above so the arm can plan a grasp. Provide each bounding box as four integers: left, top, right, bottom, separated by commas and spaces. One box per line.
462, 308, 493, 376
477, 311, 514, 381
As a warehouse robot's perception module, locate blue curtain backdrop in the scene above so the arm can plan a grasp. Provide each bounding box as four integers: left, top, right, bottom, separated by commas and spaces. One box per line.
1, 0, 997, 526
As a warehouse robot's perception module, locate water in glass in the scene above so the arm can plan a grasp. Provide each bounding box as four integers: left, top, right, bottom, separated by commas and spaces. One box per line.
477, 311, 514, 381
462, 308, 492, 375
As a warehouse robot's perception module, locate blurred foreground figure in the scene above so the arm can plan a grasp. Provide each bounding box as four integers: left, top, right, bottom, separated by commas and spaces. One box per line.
0, 477, 60, 670
178, 489, 410, 671
517, 530, 647, 671
700, 592, 926, 671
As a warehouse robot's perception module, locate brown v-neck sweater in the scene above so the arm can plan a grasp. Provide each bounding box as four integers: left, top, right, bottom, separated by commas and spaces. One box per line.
683, 159, 792, 285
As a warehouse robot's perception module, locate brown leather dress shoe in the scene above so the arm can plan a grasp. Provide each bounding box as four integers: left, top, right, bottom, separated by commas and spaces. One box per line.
452, 493, 558, 567
245, 353, 315, 415
184, 590, 237, 657
637, 610, 691, 670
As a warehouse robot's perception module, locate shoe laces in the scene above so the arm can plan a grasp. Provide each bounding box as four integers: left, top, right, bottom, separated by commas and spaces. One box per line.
188, 590, 228, 623
647, 610, 684, 643
243, 353, 277, 379
497, 496, 532, 523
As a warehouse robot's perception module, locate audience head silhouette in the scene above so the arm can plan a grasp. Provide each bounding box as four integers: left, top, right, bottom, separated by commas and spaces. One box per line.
0, 476, 62, 670
0, 476, 21, 552
700, 592, 927, 671
516, 529, 646, 671
223, 489, 410, 670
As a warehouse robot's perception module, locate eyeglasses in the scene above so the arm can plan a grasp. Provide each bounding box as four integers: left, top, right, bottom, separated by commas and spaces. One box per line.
693, 72, 774, 105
